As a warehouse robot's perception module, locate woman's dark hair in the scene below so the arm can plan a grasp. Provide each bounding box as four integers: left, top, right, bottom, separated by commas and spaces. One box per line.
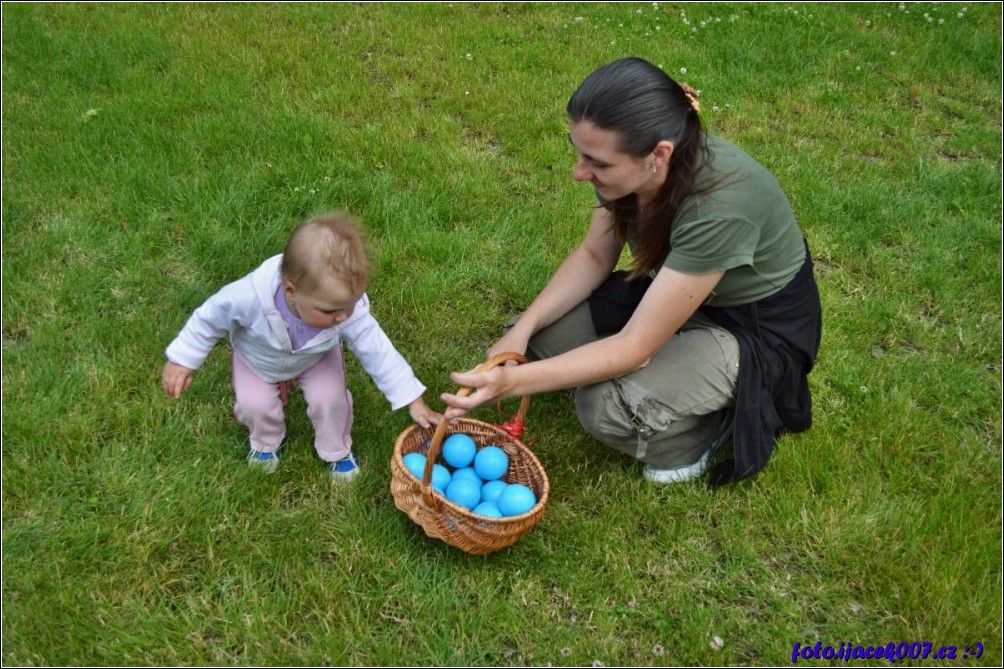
567, 57, 711, 279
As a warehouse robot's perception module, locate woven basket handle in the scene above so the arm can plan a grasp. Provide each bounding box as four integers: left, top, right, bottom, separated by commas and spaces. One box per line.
420, 352, 529, 503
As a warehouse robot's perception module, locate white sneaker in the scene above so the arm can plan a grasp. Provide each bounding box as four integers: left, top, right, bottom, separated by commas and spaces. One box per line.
643, 448, 712, 484
328, 451, 360, 483
247, 449, 280, 474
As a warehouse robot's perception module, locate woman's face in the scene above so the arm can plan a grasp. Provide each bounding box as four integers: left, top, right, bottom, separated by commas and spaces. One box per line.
569, 121, 667, 204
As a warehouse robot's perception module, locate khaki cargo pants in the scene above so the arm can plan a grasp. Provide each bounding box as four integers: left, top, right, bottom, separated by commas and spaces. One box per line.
519, 301, 740, 469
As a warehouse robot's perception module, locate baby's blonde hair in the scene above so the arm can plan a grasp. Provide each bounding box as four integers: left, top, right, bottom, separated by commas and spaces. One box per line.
281, 212, 371, 295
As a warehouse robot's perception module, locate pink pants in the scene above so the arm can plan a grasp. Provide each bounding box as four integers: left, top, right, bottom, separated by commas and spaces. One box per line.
232, 349, 353, 462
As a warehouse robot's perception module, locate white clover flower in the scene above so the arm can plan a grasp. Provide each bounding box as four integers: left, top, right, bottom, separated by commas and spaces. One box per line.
465, 53, 473, 60
680, 67, 688, 74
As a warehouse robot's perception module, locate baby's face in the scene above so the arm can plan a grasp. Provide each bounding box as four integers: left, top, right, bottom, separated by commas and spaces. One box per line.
284, 275, 361, 329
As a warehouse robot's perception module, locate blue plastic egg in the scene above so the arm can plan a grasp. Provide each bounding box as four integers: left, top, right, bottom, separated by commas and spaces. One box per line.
474, 445, 509, 481
431, 463, 452, 493
473, 501, 503, 518
497, 483, 537, 517
445, 478, 481, 510
402, 452, 427, 479
442, 433, 477, 468
480, 479, 508, 505
452, 467, 483, 485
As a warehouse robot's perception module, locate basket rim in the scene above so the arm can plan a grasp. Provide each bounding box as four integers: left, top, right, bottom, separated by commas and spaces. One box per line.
392, 418, 549, 522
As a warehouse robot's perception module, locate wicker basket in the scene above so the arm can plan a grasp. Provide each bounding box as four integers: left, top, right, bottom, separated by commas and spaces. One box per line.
390, 352, 550, 555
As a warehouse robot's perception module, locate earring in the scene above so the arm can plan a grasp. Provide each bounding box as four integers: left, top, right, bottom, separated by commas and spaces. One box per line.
652, 164, 658, 174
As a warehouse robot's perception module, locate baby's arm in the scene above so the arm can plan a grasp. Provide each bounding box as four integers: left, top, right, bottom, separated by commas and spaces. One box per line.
407, 395, 443, 429
163, 272, 255, 398
163, 361, 195, 398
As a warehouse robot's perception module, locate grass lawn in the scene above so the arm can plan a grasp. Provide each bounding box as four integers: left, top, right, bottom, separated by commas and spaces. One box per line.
2, 2, 1001, 666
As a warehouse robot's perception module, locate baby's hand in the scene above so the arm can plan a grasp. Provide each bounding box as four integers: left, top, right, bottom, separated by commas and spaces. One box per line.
162, 361, 194, 398
407, 396, 443, 429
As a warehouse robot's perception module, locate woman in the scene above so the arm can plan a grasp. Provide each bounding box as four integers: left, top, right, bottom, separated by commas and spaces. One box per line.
442, 57, 822, 485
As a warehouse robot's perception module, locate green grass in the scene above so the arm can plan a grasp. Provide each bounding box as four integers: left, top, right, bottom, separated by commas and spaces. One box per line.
2, 2, 1001, 666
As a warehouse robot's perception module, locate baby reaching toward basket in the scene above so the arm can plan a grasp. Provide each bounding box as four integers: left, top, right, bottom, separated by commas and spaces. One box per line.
162, 211, 442, 482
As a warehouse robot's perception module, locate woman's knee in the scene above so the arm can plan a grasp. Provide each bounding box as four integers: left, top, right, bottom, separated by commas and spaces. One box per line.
574, 382, 636, 443
527, 301, 600, 361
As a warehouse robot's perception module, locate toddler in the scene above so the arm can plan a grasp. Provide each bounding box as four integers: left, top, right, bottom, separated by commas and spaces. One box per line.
162, 212, 441, 482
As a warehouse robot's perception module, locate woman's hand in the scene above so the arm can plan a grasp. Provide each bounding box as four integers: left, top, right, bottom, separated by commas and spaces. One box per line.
487, 326, 531, 360
441, 365, 511, 421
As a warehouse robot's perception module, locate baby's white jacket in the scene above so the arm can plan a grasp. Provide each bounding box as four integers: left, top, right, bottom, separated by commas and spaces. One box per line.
165, 254, 426, 410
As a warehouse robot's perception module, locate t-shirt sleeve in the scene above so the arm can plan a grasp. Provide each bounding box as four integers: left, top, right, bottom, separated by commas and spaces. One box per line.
664, 216, 760, 274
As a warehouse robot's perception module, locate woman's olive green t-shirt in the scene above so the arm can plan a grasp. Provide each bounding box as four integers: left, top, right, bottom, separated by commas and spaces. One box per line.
617, 135, 806, 307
